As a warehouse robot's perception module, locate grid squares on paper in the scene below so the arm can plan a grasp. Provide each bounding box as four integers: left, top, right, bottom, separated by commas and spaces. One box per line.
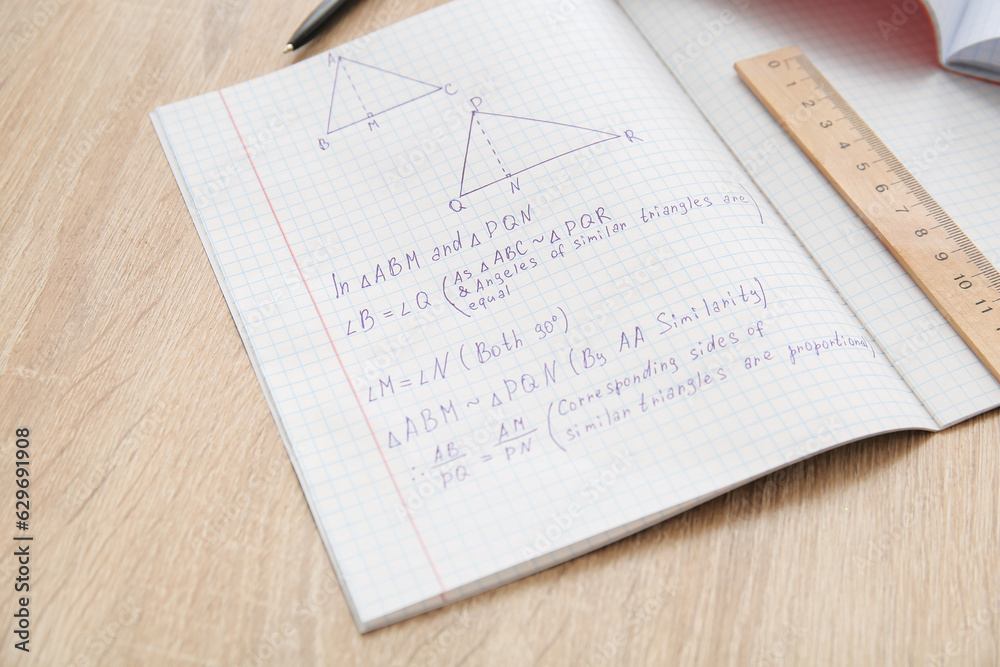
153, 0, 967, 630
620, 0, 1000, 426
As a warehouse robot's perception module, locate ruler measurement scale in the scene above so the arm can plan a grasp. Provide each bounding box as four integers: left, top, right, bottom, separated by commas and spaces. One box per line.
735, 45, 1000, 383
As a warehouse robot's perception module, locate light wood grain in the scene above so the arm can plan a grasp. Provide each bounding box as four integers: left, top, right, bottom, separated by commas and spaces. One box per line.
0, 0, 997, 665
737, 45, 1000, 384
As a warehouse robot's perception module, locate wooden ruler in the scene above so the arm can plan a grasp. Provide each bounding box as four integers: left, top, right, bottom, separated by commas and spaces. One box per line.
735, 45, 1000, 383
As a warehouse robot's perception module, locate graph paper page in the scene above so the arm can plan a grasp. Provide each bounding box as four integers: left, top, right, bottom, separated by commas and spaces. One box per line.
948, 0, 1000, 75
621, 0, 1000, 426
922, 0, 969, 56
950, 0, 999, 54
153, 0, 936, 630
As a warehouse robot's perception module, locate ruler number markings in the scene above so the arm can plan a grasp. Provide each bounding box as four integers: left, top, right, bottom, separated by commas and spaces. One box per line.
737, 46, 1000, 380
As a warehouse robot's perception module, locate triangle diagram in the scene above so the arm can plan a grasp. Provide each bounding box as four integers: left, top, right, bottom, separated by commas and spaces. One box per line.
458, 111, 619, 197
327, 58, 441, 134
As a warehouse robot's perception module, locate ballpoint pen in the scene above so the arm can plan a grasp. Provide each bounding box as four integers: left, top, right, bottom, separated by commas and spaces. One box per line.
284, 0, 353, 53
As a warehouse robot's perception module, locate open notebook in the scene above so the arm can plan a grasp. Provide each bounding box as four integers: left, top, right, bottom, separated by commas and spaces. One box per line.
922, 0, 1000, 82
151, 0, 1000, 631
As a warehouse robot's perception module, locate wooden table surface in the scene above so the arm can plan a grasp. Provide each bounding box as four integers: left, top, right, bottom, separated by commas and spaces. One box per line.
1, 0, 998, 664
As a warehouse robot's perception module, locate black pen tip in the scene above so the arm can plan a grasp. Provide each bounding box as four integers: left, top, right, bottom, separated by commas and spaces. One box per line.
283, 43, 295, 54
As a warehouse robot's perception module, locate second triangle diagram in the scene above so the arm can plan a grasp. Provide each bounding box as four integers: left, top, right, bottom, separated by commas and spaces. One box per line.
327, 58, 441, 134
458, 111, 620, 197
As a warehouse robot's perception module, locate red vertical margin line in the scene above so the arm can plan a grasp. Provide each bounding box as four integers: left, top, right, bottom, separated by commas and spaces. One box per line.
218, 90, 447, 601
